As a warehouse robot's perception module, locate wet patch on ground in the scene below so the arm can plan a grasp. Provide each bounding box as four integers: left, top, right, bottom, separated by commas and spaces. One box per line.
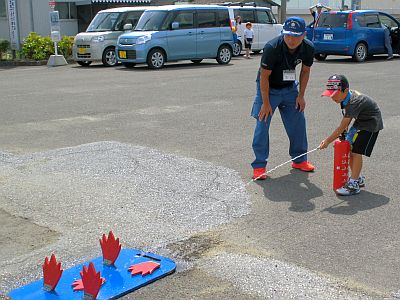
166, 234, 221, 262
0, 208, 59, 261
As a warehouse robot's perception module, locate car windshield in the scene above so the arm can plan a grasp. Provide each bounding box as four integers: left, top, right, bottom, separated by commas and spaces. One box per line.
135, 11, 168, 31
87, 12, 122, 32
317, 13, 348, 28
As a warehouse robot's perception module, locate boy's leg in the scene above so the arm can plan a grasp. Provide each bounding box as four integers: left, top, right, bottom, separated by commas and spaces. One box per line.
350, 152, 363, 180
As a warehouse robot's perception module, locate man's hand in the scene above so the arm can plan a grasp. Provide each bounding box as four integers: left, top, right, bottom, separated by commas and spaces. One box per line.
258, 103, 273, 122
296, 95, 306, 112
319, 140, 328, 149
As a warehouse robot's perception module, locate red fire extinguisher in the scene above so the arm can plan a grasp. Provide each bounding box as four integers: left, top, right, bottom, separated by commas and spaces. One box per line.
333, 132, 350, 191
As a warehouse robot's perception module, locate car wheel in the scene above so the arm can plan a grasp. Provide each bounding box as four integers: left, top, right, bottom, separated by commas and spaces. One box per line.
252, 50, 261, 54
191, 59, 203, 64
216, 45, 232, 65
147, 48, 165, 69
353, 43, 367, 62
102, 47, 117, 67
122, 63, 136, 68
314, 53, 327, 61
232, 41, 242, 56
77, 61, 92, 67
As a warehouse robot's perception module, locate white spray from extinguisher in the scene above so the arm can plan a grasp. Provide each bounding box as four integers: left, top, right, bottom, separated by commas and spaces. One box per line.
192, 146, 321, 222
249, 147, 321, 182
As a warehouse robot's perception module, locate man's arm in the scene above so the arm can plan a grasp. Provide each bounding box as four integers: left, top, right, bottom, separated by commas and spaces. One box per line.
309, 5, 316, 14
258, 68, 273, 121
323, 5, 332, 11
319, 117, 352, 149
296, 64, 311, 112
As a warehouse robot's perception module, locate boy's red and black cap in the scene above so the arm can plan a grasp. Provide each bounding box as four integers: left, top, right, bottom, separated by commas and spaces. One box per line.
321, 74, 349, 97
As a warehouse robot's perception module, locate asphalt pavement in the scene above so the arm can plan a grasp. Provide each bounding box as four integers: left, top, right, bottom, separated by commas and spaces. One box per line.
0, 54, 399, 299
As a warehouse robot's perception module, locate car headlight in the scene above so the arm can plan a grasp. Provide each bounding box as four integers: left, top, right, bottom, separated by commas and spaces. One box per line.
92, 36, 105, 42
136, 35, 151, 45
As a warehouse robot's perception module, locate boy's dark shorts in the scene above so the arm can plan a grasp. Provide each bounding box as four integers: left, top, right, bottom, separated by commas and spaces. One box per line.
245, 38, 253, 49
347, 128, 379, 157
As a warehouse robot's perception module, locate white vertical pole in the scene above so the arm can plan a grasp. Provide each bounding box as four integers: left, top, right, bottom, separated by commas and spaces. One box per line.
54, 42, 58, 56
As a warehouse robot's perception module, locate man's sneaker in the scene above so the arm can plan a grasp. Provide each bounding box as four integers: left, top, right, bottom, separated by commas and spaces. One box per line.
336, 180, 360, 196
252, 168, 267, 180
357, 175, 366, 188
292, 161, 315, 172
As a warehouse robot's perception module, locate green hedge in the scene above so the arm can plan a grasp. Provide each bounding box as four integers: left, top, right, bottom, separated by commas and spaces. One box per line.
21, 32, 74, 60
0, 39, 10, 59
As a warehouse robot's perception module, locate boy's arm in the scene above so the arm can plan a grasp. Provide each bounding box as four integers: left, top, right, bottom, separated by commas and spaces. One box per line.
309, 5, 316, 13
319, 117, 352, 149
323, 5, 332, 11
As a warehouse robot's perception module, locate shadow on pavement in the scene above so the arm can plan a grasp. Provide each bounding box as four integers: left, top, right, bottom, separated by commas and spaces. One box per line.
322, 191, 390, 215
255, 169, 323, 212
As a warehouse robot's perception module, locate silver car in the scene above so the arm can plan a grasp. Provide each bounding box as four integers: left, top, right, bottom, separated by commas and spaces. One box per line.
73, 7, 151, 67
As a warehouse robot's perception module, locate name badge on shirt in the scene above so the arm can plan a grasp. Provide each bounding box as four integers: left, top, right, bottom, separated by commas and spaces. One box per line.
283, 70, 296, 81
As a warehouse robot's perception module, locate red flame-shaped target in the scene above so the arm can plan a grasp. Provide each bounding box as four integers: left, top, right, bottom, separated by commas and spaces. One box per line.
71, 277, 106, 291
80, 262, 103, 300
128, 261, 160, 277
100, 231, 121, 266
42, 254, 63, 291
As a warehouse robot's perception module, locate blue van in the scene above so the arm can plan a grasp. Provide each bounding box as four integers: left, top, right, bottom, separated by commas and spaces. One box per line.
116, 5, 235, 69
312, 10, 400, 62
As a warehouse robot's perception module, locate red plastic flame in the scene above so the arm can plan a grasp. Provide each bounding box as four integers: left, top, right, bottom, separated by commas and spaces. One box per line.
42, 254, 63, 291
100, 231, 121, 266
128, 261, 160, 276
71, 277, 105, 291
80, 262, 103, 299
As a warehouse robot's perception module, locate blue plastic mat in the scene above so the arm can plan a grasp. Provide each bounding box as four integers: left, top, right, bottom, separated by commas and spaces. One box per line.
8, 249, 176, 300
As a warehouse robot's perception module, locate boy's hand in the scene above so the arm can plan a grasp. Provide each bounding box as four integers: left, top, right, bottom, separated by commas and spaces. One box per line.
319, 140, 328, 149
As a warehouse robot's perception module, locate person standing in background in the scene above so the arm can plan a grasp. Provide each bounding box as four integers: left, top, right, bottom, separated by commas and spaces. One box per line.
244, 22, 254, 59
309, 3, 331, 26
382, 23, 394, 60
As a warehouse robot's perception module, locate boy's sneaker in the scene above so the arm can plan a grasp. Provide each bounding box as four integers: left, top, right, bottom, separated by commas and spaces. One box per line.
336, 180, 360, 196
252, 168, 267, 180
357, 175, 366, 188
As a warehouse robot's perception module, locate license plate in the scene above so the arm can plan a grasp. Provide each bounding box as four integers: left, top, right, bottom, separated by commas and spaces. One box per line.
119, 51, 126, 59
78, 47, 86, 54
323, 33, 333, 40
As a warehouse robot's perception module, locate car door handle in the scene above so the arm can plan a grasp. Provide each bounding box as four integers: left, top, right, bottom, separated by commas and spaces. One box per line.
187, 32, 193, 35
199, 31, 205, 34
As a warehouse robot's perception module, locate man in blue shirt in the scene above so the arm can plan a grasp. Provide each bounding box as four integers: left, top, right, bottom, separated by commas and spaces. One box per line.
251, 17, 315, 180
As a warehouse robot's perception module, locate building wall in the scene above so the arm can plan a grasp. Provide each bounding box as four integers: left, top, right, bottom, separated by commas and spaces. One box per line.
0, 0, 79, 47
276, 0, 400, 22
0, 18, 9, 40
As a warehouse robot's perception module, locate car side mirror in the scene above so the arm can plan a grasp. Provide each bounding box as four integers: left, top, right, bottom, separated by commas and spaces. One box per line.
123, 23, 133, 31
171, 22, 179, 30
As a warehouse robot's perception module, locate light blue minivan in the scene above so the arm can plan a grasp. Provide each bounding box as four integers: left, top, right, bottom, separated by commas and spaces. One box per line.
116, 5, 235, 69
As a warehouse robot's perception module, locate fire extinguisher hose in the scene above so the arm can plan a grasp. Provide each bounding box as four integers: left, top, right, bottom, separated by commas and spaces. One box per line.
249, 146, 321, 183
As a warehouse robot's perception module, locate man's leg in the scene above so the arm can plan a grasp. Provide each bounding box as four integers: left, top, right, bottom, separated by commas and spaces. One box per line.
384, 27, 393, 58
251, 115, 272, 169
279, 89, 308, 163
251, 89, 280, 171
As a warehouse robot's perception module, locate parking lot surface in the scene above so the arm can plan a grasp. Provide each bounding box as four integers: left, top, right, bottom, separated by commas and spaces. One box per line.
0, 55, 399, 299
